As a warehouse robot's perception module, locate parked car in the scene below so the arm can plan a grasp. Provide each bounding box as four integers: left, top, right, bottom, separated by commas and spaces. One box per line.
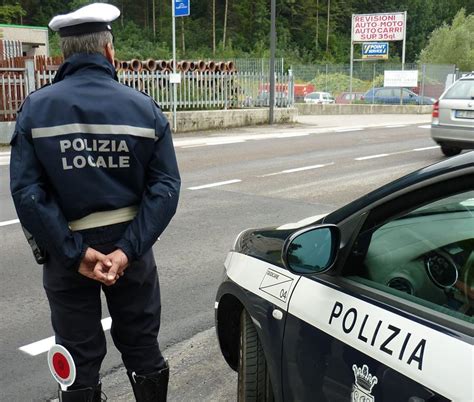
431, 72, 474, 156
303, 91, 335, 104
362, 87, 436, 105
215, 152, 473, 402
335, 91, 364, 104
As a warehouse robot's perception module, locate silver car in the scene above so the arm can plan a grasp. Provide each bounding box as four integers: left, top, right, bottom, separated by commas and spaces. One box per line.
431, 72, 474, 156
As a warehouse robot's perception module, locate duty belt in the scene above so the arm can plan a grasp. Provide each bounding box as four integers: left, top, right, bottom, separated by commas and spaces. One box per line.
69, 206, 138, 231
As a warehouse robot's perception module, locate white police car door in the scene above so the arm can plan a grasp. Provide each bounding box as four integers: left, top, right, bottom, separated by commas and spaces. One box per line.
282, 186, 473, 401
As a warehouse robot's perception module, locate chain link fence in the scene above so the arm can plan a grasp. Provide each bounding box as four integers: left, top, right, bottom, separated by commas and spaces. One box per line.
290, 62, 455, 104
232, 58, 285, 75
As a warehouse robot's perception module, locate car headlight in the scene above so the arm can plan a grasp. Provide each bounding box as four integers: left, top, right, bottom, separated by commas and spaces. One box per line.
232, 228, 250, 251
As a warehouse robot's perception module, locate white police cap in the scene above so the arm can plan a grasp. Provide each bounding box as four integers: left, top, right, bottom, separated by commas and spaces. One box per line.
49, 3, 120, 37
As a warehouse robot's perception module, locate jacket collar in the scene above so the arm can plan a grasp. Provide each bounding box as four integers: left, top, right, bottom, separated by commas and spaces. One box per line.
53, 53, 118, 83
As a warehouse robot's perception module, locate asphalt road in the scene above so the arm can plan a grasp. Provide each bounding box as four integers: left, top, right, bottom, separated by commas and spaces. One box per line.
0, 116, 445, 401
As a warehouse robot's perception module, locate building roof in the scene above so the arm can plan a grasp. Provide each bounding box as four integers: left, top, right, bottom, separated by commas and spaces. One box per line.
0, 24, 48, 31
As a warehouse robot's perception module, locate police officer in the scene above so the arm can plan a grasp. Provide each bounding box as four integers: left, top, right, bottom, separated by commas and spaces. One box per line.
9, 3, 180, 401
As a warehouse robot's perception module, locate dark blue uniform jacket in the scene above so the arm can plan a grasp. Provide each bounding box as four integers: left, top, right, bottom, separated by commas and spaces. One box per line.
10, 53, 181, 269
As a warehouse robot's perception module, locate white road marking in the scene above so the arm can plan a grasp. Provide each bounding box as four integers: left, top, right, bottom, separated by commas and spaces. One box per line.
277, 213, 328, 230
208, 140, 246, 145
173, 122, 431, 149
355, 153, 389, 161
356, 145, 439, 161
181, 139, 246, 148
187, 179, 241, 191
413, 145, 440, 151
173, 126, 365, 148
418, 125, 431, 129
206, 139, 246, 146
19, 317, 112, 356
259, 163, 333, 177
173, 130, 320, 148
181, 144, 209, 149
385, 124, 407, 128
0, 219, 19, 227
334, 128, 363, 133
273, 132, 311, 138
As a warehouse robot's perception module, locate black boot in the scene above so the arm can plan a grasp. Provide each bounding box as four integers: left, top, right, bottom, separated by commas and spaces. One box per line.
59, 382, 105, 402
127, 362, 169, 402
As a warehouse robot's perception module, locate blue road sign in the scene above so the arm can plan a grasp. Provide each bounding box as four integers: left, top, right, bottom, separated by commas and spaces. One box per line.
174, 0, 190, 17
362, 42, 389, 59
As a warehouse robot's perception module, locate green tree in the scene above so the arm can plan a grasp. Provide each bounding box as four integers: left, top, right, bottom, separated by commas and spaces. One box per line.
0, 3, 26, 24
3, 0, 473, 65
419, 9, 474, 71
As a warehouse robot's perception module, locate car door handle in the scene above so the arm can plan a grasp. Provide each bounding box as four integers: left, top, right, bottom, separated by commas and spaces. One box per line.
272, 309, 283, 320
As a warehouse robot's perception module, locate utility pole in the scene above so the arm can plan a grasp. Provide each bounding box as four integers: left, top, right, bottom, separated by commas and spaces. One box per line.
172, 0, 177, 131
269, 0, 276, 124
152, 0, 156, 38
121, 0, 124, 27
223, 0, 228, 49
181, 18, 185, 53
326, 0, 330, 53
212, 0, 216, 55
316, 0, 319, 50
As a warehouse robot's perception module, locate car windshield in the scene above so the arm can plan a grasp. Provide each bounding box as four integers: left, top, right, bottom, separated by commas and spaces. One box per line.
444, 79, 474, 100
397, 191, 474, 220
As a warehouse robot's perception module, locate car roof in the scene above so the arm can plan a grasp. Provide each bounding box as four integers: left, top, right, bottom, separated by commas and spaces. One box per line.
325, 151, 474, 223
459, 72, 474, 80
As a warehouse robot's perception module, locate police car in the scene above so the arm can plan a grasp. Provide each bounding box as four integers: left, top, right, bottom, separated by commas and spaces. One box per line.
215, 152, 473, 402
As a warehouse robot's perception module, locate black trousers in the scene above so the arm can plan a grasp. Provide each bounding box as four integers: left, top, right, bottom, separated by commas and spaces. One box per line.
43, 223, 165, 389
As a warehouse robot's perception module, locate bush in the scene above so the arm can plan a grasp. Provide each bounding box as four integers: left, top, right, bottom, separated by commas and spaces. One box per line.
310, 72, 372, 95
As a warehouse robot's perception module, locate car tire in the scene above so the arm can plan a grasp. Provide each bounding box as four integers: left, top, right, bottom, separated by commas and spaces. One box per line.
238, 309, 274, 402
441, 145, 462, 157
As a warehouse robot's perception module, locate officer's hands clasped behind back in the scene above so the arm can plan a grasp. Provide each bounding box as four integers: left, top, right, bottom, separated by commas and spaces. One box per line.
77, 247, 128, 286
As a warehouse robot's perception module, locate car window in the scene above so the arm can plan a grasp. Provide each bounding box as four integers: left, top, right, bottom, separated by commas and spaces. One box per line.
444, 80, 474, 100
344, 190, 474, 324
376, 88, 393, 97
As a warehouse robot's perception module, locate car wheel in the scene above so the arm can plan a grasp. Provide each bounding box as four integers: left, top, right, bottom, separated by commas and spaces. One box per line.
441, 145, 462, 157
238, 309, 274, 402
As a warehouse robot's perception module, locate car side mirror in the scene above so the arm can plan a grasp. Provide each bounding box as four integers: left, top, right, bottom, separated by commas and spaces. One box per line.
282, 225, 340, 275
